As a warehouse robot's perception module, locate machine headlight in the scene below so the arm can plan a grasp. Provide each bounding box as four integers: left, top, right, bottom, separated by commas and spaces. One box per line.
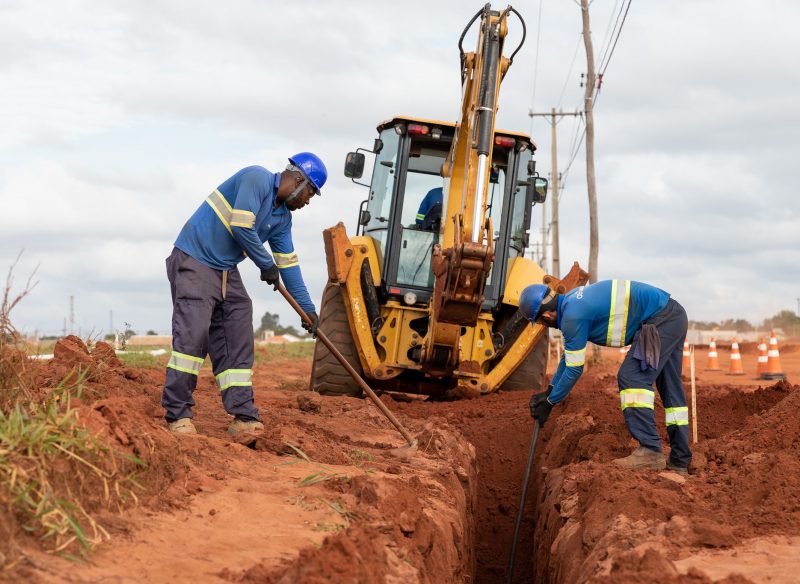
403, 292, 418, 306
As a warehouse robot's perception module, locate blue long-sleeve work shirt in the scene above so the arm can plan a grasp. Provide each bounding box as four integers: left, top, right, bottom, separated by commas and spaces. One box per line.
548, 280, 669, 404
174, 166, 315, 313
415, 187, 443, 225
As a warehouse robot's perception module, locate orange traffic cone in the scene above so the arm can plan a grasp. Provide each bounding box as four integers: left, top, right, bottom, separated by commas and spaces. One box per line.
705, 338, 721, 371
682, 340, 691, 370
727, 338, 745, 375
761, 331, 786, 380
756, 338, 768, 377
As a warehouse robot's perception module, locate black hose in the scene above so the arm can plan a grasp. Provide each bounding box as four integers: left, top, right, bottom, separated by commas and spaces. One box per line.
506, 6, 527, 66
507, 421, 540, 584
458, 4, 488, 84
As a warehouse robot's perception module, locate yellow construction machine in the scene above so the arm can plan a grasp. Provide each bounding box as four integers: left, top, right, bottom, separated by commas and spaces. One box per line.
311, 4, 587, 398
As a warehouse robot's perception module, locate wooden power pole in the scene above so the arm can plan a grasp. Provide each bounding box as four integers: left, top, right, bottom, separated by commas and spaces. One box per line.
529, 109, 581, 278
581, 0, 599, 283
549, 108, 560, 278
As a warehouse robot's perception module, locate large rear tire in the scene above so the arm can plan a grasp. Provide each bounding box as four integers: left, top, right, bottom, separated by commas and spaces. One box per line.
309, 283, 364, 397
500, 331, 549, 392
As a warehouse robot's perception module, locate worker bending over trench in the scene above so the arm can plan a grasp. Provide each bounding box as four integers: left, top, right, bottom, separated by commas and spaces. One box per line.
519, 280, 692, 475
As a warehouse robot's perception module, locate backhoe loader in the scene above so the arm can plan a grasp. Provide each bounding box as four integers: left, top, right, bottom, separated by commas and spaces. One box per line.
311, 4, 588, 398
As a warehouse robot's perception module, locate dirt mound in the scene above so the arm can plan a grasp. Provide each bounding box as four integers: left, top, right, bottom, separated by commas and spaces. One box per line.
532, 364, 800, 584
7, 349, 478, 584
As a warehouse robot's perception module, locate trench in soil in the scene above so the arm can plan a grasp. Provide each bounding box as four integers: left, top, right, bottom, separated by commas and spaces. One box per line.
396, 390, 542, 583
399, 358, 799, 584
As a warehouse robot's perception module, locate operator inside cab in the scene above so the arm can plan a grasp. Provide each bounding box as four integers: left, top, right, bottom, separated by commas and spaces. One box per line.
414, 187, 443, 232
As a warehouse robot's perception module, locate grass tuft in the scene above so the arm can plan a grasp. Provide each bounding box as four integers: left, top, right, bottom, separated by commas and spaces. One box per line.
284, 443, 349, 486
0, 383, 144, 555
0, 257, 145, 559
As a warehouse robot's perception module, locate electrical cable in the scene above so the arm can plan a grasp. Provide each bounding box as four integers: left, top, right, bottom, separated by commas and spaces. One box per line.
557, 33, 584, 110
527, 0, 544, 135
594, 0, 633, 105
596, 0, 625, 74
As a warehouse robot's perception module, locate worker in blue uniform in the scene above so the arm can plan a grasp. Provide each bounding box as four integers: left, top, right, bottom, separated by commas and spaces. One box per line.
519, 280, 692, 475
162, 153, 327, 436
415, 187, 443, 231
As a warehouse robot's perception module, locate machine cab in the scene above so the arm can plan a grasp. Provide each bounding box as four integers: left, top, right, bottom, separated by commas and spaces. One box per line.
347, 116, 543, 309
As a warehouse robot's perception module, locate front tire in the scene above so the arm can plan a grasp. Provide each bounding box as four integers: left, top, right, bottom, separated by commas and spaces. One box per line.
309, 283, 364, 397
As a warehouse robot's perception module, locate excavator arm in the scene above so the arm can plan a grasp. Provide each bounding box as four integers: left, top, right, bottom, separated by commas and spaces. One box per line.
422, 4, 526, 375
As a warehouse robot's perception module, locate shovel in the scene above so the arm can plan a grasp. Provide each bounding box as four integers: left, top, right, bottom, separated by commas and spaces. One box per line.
276, 283, 417, 453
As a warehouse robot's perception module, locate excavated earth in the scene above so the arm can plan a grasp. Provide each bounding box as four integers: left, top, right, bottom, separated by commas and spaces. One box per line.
3, 337, 799, 583
4, 337, 476, 584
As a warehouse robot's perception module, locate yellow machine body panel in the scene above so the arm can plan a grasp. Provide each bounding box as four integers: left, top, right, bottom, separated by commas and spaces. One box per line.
313, 6, 589, 399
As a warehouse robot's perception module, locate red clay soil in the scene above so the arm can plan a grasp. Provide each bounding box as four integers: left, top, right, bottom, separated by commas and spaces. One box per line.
6, 338, 800, 583
531, 357, 800, 584
4, 338, 477, 584
393, 390, 541, 583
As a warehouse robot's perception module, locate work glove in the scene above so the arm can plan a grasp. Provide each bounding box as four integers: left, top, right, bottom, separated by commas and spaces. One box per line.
302, 312, 319, 336
260, 265, 280, 290
529, 385, 554, 427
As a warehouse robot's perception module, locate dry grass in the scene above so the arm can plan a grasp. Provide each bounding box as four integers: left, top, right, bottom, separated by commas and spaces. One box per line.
0, 379, 144, 556
0, 255, 145, 562
0, 252, 38, 409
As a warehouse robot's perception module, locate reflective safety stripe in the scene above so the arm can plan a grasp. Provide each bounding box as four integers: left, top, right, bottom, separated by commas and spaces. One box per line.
416, 213, 425, 221
230, 209, 256, 228
216, 368, 253, 391
665, 406, 689, 426
206, 190, 234, 236
565, 348, 586, 367
274, 251, 299, 269
167, 351, 204, 375
620, 388, 655, 410
606, 279, 631, 347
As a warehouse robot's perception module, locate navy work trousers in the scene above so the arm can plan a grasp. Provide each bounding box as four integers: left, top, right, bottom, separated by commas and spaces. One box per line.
617, 298, 692, 468
162, 248, 260, 422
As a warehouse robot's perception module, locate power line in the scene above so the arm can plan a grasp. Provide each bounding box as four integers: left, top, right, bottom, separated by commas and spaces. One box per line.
528, 0, 544, 135
558, 113, 586, 200
596, 0, 625, 74
599, 0, 632, 77
556, 33, 583, 109
594, 0, 632, 104
559, 129, 586, 200
560, 0, 633, 199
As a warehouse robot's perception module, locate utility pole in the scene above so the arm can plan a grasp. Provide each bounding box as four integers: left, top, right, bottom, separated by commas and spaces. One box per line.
549, 108, 559, 277
529, 109, 581, 277
581, 0, 599, 283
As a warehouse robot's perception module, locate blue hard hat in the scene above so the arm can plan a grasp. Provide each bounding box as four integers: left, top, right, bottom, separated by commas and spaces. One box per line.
289, 152, 327, 196
519, 284, 551, 321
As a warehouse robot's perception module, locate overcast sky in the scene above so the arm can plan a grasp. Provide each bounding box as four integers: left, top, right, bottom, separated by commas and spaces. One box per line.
2, 0, 798, 337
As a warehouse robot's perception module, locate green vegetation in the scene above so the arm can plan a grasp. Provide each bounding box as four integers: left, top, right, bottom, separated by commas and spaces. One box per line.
0, 381, 144, 554
1, 257, 143, 558
254, 343, 314, 364
117, 350, 171, 369
690, 309, 800, 336
255, 311, 306, 338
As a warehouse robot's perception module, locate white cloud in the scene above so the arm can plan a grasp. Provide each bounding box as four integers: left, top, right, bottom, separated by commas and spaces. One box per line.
1, 0, 798, 336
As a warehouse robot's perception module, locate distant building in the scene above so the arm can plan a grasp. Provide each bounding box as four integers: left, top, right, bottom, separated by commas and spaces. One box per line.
258, 330, 312, 344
